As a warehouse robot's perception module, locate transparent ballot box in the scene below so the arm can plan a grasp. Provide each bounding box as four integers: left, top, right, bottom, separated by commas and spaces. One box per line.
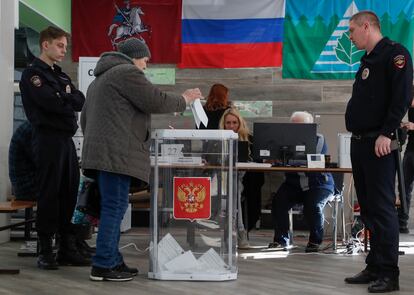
149, 129, 238, 281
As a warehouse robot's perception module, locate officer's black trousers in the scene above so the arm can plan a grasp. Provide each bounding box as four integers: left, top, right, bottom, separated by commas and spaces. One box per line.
351, 137, 399, 278
32, 129, 79, 236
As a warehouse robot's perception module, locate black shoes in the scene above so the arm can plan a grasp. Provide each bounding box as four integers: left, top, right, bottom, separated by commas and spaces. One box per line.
399, 226, 409, 234
305, 242, 320, 253
345, 269, 378, 284
57, 250, 91, 266
113, 262, 139, 276
90, 266, 134, 282
57, 234, 91, 266
268, 241, 292, 250
345, 269, 399, 292
37, 254, 59, 270
37, 235, 59, 270
368, 277, 399, 293
76, 240, 95, 259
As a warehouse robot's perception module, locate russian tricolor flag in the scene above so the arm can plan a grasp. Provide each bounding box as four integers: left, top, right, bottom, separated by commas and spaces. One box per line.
180, 0, 285, 68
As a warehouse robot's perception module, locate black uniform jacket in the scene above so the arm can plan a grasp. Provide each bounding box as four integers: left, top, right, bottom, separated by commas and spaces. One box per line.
406, 108, 414, 151
19, 58, 85, 136
345, 37, 413, 138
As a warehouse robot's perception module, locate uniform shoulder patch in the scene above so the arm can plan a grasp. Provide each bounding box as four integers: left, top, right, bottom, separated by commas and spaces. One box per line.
30, 75, 42, 87
393, 55, 406, 69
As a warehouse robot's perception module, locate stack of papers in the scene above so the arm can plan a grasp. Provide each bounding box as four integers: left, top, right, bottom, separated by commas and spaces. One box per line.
157, 233, 229, 274
236, 162, 272, 168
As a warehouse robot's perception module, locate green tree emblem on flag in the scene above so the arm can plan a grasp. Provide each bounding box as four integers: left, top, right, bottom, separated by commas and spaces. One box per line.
335, 31, 364, 65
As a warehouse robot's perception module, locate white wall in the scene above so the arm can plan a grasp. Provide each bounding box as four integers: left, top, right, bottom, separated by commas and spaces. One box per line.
0, 0, 16, 243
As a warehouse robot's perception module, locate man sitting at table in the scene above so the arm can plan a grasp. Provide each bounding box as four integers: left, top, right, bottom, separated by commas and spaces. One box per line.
269, 111, 334, 252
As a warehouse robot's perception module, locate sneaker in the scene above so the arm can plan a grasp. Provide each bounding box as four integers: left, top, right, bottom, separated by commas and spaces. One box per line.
305, 242, 320, 253
113, 262, 138, 276
237, 230, 251, 249
268, 241, 290, 249
90, 266, 134, 282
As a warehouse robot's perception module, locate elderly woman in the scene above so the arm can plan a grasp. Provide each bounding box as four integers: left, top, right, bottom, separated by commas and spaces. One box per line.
81, 38, 201, 281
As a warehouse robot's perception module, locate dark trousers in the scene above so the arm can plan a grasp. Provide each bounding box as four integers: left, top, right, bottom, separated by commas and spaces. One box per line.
351, 137, 399, 278
241, 171, 264, 231
398, 150, 414, 227
32, 129, 79, 236
271, 182, 331, 245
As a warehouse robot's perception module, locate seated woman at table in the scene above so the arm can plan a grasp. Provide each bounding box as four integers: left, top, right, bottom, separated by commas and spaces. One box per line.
219, 108, 264, 249
269, 111, 334, 252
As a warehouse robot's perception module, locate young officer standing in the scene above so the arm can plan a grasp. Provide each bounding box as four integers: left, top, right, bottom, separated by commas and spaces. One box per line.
19, 26, 89, 269
344, 11, 413, 293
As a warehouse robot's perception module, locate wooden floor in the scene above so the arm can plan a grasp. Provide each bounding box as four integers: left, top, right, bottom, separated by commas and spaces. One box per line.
1, 228, 414, 295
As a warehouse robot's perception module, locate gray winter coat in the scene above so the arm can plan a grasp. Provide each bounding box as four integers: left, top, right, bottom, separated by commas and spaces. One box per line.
80, 52, 186, 182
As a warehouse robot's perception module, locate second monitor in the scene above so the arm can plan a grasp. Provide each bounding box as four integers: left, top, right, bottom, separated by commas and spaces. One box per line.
252, 123, 317, 165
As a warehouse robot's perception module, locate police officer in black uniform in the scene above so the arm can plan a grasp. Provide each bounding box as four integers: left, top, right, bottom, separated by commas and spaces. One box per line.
19, 26, 89, 269
344, 11, 413, 293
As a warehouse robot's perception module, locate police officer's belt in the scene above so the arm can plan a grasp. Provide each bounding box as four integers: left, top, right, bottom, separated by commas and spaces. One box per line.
351, 131, 381, 139
352, 133, 399, 151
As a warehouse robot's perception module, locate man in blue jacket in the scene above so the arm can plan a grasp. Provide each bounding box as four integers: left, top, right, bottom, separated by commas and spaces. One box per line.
270, 111, 334, 253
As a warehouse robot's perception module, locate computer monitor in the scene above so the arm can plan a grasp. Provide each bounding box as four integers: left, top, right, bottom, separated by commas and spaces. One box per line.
252, 123, 317, 165
238, 141, 249, 162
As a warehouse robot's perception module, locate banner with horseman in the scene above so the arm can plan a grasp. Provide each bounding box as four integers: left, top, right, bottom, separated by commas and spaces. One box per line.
72, 0, 182, 63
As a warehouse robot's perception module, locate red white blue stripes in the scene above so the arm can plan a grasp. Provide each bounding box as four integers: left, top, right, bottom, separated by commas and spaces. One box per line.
180, 0, 285, 68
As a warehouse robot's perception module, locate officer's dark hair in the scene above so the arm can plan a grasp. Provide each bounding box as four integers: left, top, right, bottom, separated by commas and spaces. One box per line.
350, 11, 381, 30
39, 26, 70, 49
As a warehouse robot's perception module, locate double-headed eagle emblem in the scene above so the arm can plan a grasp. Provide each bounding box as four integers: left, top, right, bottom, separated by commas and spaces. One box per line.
177, 182, 206, 213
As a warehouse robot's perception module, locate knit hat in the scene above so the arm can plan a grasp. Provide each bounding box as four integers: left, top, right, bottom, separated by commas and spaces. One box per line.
117, 38, 151, 59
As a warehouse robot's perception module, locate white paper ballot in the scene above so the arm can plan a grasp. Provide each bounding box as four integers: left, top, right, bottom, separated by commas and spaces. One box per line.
164, 250, 199, 272
191, 98, 208, 128
198, 248, 228, 272
157, 233, 185, 270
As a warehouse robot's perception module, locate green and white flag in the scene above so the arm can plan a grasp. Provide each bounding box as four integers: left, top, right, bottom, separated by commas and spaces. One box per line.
282, 0, 414, 79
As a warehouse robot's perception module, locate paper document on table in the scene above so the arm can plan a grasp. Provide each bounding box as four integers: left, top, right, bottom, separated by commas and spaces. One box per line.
236, 162, 272, 168
191, 98, 208, 128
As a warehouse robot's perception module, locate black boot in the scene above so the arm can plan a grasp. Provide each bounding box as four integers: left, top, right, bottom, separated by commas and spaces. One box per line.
368, 277, 399, 293
57, 234, 91, 266
73, 223, 93, 241
76, 239, 95, 257
72, 224, 95, 258
37, 235, 58, 270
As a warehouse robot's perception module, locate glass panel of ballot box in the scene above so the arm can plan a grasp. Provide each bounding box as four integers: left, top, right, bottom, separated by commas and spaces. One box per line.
149, 129, 238, 281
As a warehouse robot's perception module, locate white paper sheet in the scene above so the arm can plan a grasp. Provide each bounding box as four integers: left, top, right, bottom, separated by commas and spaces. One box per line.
191, 99, 208, 128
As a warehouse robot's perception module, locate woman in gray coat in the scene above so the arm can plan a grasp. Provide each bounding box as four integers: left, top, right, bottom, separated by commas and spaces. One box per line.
81, 38, 201, 282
